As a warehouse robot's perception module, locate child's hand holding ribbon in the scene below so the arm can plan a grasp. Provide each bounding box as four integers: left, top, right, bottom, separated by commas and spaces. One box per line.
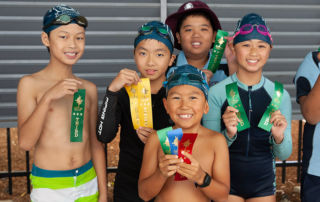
177, 151, 206, 185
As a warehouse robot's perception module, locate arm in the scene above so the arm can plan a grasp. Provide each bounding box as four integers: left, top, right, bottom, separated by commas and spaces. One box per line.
271, 91, 292, 160
138, 133, 180, 201
299, 75, 320, 124
203, 89, 236, 146
177, 134, 229, 201
17, 76, 81, 151
202, 88, 222, 132
225, 37, 238, 76
89, 84, 107, 201
96, 89, 120, 143
96, 68, 140, 143
17, 76, 48, 151
221, 106, 239, 146
136, 127, 156, 144
294, 51, 320, 124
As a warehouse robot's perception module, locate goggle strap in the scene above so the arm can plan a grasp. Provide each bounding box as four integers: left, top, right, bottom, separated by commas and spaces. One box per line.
232, 25, 272, 43
43, 15, 87, 30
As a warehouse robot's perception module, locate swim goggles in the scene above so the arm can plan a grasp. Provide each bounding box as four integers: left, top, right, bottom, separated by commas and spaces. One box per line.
43, 14, 88, 30
163, 71, 209, 100
164, 70, 208, 90
138, 24, 174, 46
232, 24, 273, 43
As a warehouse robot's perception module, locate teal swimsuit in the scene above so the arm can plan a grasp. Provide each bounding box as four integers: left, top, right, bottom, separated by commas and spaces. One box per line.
203, 73, 292, 198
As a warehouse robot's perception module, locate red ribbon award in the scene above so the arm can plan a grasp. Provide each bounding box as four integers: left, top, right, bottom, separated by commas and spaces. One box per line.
175, 133, 198, 181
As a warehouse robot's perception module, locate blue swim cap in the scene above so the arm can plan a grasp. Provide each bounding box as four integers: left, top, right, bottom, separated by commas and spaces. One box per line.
43, 4, 87, 34
164, 64, 209, 100
233, 13, 273, 45
134, 21, 174, 53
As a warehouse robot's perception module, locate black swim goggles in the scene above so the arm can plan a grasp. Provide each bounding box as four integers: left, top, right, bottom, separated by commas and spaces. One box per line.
43, 14, 88, 30
164, 70, 208, 89
138, 24, 174, 45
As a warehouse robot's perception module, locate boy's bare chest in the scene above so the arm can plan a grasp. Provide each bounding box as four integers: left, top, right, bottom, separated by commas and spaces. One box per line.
36, 83, 90, 118
192, 139, 214, 174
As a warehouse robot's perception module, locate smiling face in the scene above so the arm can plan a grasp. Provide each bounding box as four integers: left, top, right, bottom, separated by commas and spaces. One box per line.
134, 39, 175, 82
42, 23, 85, 66
232, 39, 271, 74
176, 15, 216, 60
163, 85, 209, 133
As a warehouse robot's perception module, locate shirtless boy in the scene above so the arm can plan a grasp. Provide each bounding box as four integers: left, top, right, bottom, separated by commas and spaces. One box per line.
17, 5, 107, 202
138, 64, 229, 202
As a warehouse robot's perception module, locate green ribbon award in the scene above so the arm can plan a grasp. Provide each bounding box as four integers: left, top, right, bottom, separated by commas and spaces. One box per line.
207, 30, 229, 73
226, 82, 250, 132
258, 81, 283, 132
226, 81, 284, 133
70, 89, 86, 142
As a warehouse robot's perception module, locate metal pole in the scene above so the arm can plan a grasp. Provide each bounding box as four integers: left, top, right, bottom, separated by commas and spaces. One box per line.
26, 151, 31, 193
282, 160, 286, 183
104, 143, 108, 192
7, 128, 12, 194
160, 0, 167, 23
297, 120, 303, 182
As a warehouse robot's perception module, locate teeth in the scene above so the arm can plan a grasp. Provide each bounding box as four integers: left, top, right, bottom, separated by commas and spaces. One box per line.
65, 52, 76, 56
179, 114, 192, 118
248, 59, 258, 63
192, 42, 200, 46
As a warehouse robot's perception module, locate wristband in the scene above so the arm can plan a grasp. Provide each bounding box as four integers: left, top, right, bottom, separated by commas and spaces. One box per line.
195, 172, 211, 188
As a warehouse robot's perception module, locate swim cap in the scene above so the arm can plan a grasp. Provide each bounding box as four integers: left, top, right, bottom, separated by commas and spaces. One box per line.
233, 13, 272, 45
134, 21, 174, 53
43, 4, 87, 34
164, 64, 209, 100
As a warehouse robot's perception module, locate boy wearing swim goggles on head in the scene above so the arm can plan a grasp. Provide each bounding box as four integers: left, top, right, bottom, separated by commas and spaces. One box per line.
96, 21, 175, 202
17, 4, 107, 202
294, 46, 320, 202
166, 0, 238, 86
203, 13, 292, 201
138, 64, 230, 202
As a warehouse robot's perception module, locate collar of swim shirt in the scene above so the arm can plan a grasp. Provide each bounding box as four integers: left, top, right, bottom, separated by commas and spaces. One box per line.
230, 72, 265, 91
312, 51, 320, 68
176, 50, 211, 70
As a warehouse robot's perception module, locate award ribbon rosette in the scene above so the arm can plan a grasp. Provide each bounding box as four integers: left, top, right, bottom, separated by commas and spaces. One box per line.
176, 133, 198, 181
207, 30, 229, 73
125, 78, 153, 130
70, 89, 86, 142
226, 82, 250, 132
258, 81, 283, 131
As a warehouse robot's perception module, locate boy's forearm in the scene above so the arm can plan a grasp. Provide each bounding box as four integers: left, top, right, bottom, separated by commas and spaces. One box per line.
91, 90, 108, 200
138, 168, 167, 201
198, 178, 229, 201
18, 95, 51, 151
91, 141, 108, 200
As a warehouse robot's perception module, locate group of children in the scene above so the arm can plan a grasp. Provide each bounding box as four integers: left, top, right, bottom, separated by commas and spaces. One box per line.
15, 1, 318, 202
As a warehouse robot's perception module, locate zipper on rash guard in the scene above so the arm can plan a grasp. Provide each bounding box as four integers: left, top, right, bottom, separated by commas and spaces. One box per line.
246, 86, 253, 157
